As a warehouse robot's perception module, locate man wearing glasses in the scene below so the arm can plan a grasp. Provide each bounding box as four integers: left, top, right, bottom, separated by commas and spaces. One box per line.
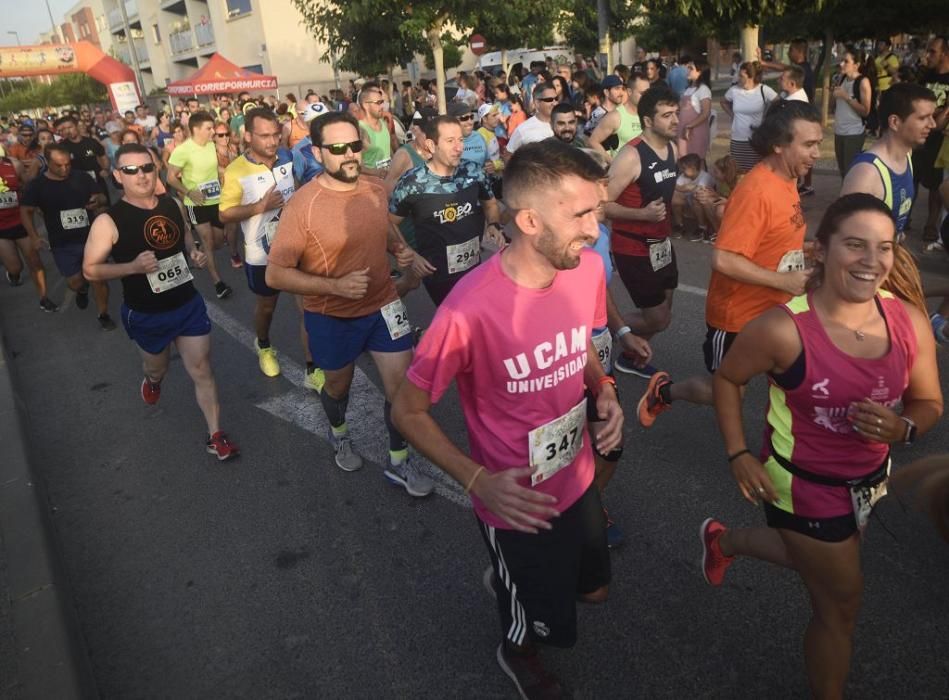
266, 112, 430, 497
505, 83, 556, 156
83, 143, 240, 461
166, 110, 233, 299
219, 108, 321, 388
356, 81, 396, 177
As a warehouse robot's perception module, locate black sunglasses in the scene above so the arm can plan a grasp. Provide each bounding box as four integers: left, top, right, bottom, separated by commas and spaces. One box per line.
536, 97, 558, 103
118, 163, 157, 175
457, 114, 474, 121
320, 140, 364, 156
214, 132, 229, 138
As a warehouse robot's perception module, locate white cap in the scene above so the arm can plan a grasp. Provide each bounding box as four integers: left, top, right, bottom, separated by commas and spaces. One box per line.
477, 103, 500, 120
302, 102, 329, 123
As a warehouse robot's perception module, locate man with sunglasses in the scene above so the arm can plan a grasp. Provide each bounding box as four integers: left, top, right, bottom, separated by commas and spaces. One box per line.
83, 143, 240, 461
21, 143, 114, 326
506, 83, 556, 156
167, 110, 233, 300
266, 112, 429, 495
356, 82, 396, 177
389, 115, 503, 306
219, 107, 322, 388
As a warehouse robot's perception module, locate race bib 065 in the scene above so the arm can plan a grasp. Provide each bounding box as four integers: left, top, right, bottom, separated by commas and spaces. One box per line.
146, 252, 193, 294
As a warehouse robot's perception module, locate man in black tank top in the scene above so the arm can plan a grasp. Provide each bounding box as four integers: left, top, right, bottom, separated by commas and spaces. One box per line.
82, 143, 240, 461
605, 86, 680, 378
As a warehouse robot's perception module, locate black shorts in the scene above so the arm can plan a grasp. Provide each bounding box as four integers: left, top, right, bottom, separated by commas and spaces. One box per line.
422, 274, 464, 307
912, 136, 945, 190
584, 384, 623, 462
763, 502, 857, 543
186, 204, 223, 228
0, 224, 27, 241
613, 249, 678, 309
478, 484, 610, 648
702, 326, 738, 374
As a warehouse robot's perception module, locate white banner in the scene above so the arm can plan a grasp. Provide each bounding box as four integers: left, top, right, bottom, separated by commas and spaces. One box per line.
109, 81, 140, 113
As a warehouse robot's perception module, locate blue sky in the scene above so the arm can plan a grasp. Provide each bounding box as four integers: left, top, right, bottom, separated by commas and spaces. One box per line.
1, 0, 78, 45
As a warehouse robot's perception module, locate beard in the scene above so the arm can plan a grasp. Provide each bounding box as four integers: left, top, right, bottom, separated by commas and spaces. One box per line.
325, 159, 361, 183
535, 227, 586, 270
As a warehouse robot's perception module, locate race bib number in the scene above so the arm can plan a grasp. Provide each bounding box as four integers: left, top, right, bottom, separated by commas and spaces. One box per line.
59, 208, 89, 230
375, 157, 392, 170
0, 191, 17, 209
262, 219, 279, 246
529, 399, 587, 486
380, 299, 411, 340
446, 236, 481, 275
777, 249, 805, 272
649, 238, 672, 271
592, 329, 612, 375
849, 463, 890, 533
198, 180, 221, 199
146, 252, 193, 294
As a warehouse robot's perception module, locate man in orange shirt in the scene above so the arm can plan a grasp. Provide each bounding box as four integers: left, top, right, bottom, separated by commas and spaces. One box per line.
637, 100, 823, 426
265, 111, 432, 497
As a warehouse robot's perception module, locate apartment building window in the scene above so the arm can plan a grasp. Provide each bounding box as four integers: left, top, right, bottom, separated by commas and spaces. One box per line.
152, 24, 161, 43
225, 0, 252, 18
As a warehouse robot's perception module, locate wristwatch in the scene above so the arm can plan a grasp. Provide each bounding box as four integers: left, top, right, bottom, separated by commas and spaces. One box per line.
900, 416, 917, 445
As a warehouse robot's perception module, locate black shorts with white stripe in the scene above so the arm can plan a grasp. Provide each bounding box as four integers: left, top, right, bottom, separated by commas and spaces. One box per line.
702, 325, 738, 374
478, 484, 610, 649
186, 203, 223, 228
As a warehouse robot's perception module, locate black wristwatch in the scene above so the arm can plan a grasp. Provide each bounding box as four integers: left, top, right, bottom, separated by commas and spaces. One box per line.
900, 416, 917, 445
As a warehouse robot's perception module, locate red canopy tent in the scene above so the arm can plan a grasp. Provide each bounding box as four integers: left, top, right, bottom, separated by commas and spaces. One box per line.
166, 53, 277, 96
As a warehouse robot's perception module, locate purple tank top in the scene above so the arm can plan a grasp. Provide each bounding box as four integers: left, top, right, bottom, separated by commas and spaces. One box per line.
764, 290, 917, 481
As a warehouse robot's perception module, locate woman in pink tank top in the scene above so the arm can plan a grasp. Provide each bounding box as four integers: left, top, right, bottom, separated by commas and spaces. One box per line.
702, 194, 943, 697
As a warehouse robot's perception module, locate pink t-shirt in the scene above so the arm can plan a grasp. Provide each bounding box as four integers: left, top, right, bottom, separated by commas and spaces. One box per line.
407, 248, 607, 529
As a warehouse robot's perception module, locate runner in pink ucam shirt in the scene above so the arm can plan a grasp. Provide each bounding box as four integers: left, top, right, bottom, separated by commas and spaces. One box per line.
393, 140, 623, 699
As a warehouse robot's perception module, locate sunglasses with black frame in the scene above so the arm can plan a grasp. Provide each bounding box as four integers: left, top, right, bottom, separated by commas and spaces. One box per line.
320, 140, 364, 156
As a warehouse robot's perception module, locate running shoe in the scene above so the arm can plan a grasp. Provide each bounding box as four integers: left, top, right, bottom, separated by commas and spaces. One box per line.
689, 228, 705, 242
604, 509, 625, 549
923, 240, 944, 254
700, 518, 734, 587
75, 288, 89, 309
797, 185, 815, 197
703, 231, 718, 245
98, 313, 117, 331
330, 431, 363, 472
206, 431, 240, 461
230, 254, 243, 269
214, 281, 233, 299
255, 339, 281, 377
482, 565, 497, 599
637, 370, 672, 428
39, 297, 58, 313
672, 225, 685, 239
384, 456, 435, 497
141, 377, 162, 405
931, 313, 948, 345
612, 355, 657, 378
303, 367, 325, 392
496, 642, 564, 700
389, 269, 402, 280
5, 271, 22, 286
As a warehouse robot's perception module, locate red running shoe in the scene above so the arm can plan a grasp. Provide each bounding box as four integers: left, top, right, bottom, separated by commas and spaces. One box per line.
206, 431, 240, 461
700, 518, 734, 586
141, 377, 162, 405
637, 370, 672, 428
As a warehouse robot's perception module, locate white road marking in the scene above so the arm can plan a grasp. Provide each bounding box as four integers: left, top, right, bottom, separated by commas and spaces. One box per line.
678, 283, 708, 298
204, 301, 469, 507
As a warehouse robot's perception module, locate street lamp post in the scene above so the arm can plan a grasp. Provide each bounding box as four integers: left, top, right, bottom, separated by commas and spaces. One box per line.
117, 1, 147, 100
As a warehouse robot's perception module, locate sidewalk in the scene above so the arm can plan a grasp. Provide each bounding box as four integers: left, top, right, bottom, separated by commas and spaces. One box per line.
0, 328, 98, 699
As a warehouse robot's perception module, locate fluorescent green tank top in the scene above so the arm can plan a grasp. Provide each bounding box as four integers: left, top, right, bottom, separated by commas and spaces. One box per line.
615, 105, 642, 152
358, 119, 392, 170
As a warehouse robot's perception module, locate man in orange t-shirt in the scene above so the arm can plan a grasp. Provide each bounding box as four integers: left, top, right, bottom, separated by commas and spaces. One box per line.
266, 111, 433, 498
636, 100, 823, 427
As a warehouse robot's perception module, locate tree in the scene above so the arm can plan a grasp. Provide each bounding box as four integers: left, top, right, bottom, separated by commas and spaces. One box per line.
0, 74, 107, 114
558, 0, 641, 57
468, 0, 566, 75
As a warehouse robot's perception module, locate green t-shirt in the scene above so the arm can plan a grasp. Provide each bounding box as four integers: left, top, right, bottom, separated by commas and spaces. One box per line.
358, 119, 392, 170
168, 138, 221, 206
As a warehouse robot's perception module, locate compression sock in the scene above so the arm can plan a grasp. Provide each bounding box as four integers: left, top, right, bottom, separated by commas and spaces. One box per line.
257, 337, 271, 349
659, 383, 673, 405
384, 401, 408, 462
320, 390, 350, 436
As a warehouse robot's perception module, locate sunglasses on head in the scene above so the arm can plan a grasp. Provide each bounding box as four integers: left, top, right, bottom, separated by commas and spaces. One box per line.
457, 114, 474, 121
321, 140, 364, 156
118, 163, 157, 175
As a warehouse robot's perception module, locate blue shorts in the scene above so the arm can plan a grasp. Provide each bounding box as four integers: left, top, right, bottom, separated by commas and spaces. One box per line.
121, 293, 211, 355
304, 308, 413, 371
51, 243, 86, 279
244, 262, 279, 297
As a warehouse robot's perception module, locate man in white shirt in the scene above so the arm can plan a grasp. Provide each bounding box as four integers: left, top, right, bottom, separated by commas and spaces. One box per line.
504, 83, 556, 157
780, 65, 809, 102
134, 104, 157, 132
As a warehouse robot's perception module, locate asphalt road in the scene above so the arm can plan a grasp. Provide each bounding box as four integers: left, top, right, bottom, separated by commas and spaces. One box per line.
1, 176, 948, 699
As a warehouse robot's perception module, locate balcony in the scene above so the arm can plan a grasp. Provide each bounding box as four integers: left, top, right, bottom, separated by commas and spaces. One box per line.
108, 1, 139, 31
116, 38, 149, 65
169, 29, 193, 55
194, 21, 214, 47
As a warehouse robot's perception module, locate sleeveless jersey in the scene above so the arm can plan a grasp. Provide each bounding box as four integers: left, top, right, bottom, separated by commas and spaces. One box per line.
0, 159, 21, 231
359, 119, 392, 170
109, 197, 197, 313
849, 151, 914, 233
288, 119, 309, 149
765, 291, 916, 484
614, 105, 642, 152
611, 137, 677, 256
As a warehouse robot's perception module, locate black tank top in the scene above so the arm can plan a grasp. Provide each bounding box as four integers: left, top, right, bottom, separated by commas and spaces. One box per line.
109, 196, 196, 313
612, 138, 677, 244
